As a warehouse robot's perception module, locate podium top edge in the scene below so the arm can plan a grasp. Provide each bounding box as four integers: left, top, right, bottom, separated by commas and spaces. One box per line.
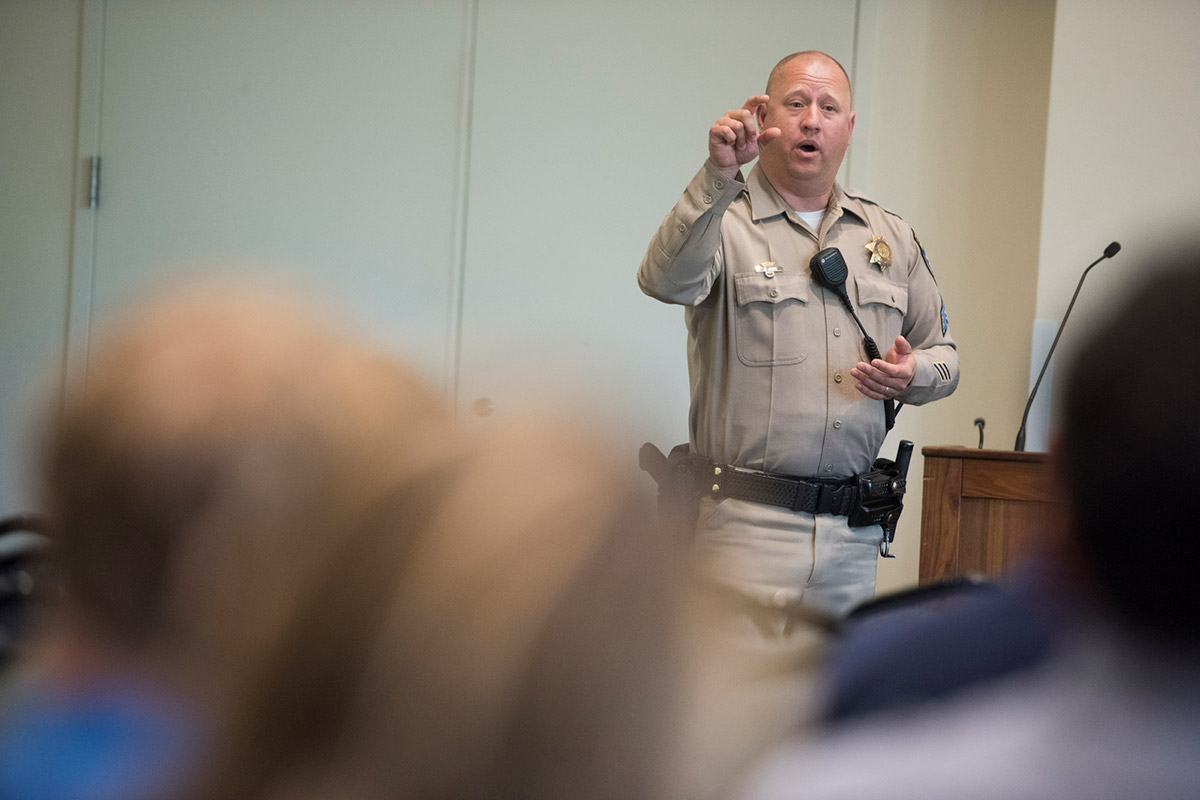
920, 446, 1050, 464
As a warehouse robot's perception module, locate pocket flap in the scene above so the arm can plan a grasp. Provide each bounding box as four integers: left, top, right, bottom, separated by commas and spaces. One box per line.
854, 275, 908, 313
734, 271, 809, 306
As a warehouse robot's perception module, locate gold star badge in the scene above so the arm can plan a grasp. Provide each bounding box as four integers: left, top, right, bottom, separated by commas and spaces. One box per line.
866, 235, 893, 271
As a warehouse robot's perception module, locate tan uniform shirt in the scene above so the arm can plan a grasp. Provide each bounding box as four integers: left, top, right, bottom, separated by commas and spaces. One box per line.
639, 160, 959, 478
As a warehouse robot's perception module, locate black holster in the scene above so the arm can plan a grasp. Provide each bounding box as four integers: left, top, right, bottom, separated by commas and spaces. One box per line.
638, 443, 704, 539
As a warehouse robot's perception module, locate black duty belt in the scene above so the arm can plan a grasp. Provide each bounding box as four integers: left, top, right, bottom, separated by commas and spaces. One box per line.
703, 462, 859, 516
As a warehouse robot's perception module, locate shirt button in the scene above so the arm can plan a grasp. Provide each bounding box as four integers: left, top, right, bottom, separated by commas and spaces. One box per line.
769, 289, 778, 298
677, 223, 686, 233
833, 420, 842, 429
703, 194, 713, 204
715, 180, 725, 189
834, 327, 841, 337
825, 464, 834, 472
834, 373, 843, 383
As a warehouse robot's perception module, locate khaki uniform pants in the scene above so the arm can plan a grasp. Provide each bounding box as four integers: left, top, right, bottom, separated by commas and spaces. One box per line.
694, 496, 882, 623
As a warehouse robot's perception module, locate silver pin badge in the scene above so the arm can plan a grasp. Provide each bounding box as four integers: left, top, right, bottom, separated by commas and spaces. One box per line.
755, 261, 783, 278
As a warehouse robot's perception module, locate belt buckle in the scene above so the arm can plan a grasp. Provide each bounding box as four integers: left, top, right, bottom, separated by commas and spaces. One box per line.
810, 481, 853, 516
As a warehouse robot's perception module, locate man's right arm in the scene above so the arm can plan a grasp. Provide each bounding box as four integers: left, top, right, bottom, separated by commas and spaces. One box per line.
637, 160, 743, 306
638, 95, 778, 306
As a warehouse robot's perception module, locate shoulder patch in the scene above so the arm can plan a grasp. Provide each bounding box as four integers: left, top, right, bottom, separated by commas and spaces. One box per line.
911, 231, 948, 334
912, 232, 939, 279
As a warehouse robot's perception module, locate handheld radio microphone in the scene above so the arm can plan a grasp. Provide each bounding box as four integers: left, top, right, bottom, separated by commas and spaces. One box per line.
810, 247, 896, 430
1014, 241, 1121, 451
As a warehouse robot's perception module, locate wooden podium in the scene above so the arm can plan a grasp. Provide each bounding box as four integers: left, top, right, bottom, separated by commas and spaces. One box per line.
918, 446, 1057, 584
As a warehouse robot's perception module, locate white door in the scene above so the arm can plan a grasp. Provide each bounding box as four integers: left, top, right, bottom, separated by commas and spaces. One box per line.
73, 0, 471, 387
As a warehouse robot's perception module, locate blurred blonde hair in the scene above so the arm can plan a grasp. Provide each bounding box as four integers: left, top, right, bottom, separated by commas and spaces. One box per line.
41, 276, 446, 682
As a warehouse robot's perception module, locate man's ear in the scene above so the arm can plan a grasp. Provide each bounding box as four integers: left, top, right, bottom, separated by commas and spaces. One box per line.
757, 102, 768, 127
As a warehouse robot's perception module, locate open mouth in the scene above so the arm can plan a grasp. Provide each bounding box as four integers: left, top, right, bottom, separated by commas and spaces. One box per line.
799, 142, 819, 153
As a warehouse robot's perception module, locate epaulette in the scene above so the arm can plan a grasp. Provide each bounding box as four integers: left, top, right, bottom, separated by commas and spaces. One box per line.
842, 188, 907, 223
845, 188, 936, 274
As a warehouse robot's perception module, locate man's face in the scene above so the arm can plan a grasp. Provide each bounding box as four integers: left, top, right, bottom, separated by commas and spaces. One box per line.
757, 54, 855, 199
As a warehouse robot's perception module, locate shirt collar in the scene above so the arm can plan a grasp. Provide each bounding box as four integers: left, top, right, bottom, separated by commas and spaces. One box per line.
745, 165, 869, 227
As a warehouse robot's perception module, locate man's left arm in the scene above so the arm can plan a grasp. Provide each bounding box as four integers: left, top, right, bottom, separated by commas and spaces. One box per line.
896, 234, 958, 405
852, 233, 959, 405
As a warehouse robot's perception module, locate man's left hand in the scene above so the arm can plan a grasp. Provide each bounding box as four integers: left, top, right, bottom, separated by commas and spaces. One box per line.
852, 336, 915, 401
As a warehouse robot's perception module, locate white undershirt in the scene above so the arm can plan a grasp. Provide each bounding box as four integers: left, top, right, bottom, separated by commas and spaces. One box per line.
796, 209, 824, 231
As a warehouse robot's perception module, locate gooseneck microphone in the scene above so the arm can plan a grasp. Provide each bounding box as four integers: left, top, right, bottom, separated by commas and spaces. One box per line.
1014, 241, 1121, 451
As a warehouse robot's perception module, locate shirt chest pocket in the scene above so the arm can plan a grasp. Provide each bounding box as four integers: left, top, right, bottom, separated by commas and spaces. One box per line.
732, 272, 811, 366
853, 275, 908, 342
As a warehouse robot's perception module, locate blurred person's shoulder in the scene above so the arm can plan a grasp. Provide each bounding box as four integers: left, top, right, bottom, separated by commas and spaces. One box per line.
738, 619, 1200, 800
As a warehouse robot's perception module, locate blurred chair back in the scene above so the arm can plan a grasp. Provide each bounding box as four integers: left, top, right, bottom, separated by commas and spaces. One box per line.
0, 515, 55, 675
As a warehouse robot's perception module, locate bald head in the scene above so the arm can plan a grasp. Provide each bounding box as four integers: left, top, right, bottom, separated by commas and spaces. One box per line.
755, 49, 856, 209
766, 50, 852, 108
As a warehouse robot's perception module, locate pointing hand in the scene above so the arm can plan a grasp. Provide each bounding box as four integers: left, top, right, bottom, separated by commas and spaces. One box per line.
709, 95, 780, 177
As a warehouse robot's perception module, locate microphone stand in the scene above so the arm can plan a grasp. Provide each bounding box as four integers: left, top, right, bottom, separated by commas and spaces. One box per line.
1014, 242, 1120, 451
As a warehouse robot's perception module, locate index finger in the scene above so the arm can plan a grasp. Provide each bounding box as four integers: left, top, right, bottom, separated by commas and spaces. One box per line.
742, 94, 770, 113
868, 363, 903, 383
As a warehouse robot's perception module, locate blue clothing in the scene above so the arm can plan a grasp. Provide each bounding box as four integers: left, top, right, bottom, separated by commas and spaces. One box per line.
820, 564, 1069, 723
0, 672, 202, 800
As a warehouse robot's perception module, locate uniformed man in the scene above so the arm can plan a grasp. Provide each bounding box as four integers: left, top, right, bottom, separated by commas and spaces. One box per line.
638, 50, 959, 623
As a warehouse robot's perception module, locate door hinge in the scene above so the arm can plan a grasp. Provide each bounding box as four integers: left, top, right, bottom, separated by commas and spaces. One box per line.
88, 156, 102, 209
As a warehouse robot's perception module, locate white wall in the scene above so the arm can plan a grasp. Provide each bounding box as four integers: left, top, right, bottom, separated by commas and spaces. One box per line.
861, 0, 1056, 593
1029, 0, 1200, 446
0, 0, 80, 515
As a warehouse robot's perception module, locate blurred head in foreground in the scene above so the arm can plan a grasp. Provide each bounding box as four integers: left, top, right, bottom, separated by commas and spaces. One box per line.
39, 283, 699, 800
41, 279, 446, 679
1056, 242, 1200, 646
9, 277, 446, 799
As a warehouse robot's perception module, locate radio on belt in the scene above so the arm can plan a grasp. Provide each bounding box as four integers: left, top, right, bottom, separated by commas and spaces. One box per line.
848, 439, 914, 558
